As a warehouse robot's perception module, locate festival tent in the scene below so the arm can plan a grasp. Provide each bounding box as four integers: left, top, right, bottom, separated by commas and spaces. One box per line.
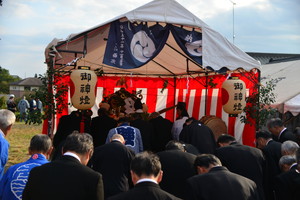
261, 59, 300, 116
44, 0, 260, 146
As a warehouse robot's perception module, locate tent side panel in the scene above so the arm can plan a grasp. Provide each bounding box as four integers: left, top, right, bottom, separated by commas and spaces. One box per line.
44, 73, 258, 146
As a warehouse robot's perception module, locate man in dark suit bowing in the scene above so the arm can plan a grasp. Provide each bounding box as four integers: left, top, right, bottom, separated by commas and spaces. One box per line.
90, 108, 117, 148
156, 140, 196, 199
23, 133, 104, 200
256, 130, 282, 200
274, 148, 300, 200
90, 134, 135, 199
186, 154, 259, 200
107, 151, 182, 200
215, 134, 266, 200
267, 118, 297, 143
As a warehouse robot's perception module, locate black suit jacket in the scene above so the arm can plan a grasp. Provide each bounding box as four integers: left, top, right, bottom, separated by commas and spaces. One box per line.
263, 140, 282, 176
107, 181, 182, 200
149, 116, 173, 152
90, 115, 117, 148
262, 140, 282, 200
23, 155, 104, 200
52, 114, 81, 160
90, 141, 135, 199
186, 166, 259, 200
215, 143, 265, 200
278, 129, 297, 143
179, 121, 217, 154
131, 118, 154, 151
53, 114, 81, 148
156, 150, 196, 198
274, 168, 300, 200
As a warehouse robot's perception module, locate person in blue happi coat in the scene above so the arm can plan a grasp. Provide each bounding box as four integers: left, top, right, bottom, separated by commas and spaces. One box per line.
0, 134, 52, 200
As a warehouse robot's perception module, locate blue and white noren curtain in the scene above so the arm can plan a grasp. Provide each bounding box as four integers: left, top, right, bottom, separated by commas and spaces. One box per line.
171, 25, 202, 65
103, 20, 170, 69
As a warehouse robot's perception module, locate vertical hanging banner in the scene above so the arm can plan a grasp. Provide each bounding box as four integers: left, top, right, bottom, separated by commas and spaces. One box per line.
70, 67, 97, 110
171, 25, 202, 65
103, 20, 170, 69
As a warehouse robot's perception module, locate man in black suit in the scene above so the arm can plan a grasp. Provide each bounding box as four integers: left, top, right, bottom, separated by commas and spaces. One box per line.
23, 133, 104, 200
256, 131, 282, 200
279, 155, 297, 172
90, 108, 117, 148
179, 118, 217, 154
215, 134, 265, 200
149, 112, 173, 152
267, 118, 297, 143
186, 154, 259, 200
156, 140, 196, 199
131, 112, 153, 151
52, 110, 81, 160
274, 148, 300, 200
90, 134, 135, 199
107, 151, 182, 200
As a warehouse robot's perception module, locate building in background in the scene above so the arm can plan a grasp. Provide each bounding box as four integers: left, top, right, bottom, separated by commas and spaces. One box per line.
9, 78, 43, 98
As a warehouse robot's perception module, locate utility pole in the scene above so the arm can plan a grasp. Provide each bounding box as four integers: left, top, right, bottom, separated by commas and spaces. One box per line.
230, 0, 236, 44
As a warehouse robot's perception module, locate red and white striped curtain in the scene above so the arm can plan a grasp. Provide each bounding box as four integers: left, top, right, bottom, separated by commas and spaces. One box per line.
44, 72, 258, 147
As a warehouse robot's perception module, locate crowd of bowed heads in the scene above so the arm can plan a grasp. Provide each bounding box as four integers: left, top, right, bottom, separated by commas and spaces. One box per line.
0, 101, 300, 200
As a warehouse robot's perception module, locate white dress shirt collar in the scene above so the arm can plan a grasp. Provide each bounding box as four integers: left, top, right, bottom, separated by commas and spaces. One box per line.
278, 127, 286, 139
136, 178, 158, 184
63, 152, 81, 163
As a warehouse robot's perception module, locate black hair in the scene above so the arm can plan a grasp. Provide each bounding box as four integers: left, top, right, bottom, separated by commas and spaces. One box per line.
165, 140, 185, 151
256, 130, 272, 139
194, 154, 222, 168
267, 118, 284, 128
176, 102, 189, 119
217, 134, 236, 144
130, 151, 161, 177
117, 117, 131, 124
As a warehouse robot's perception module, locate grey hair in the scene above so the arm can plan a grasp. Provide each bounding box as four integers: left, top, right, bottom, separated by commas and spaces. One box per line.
0, 109, 16, 130
29, 134, 52, 153
281, 140, 299, 155
279, 155, 296, 167
63, 133, 94, 155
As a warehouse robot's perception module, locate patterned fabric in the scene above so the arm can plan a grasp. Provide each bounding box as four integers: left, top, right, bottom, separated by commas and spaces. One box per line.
106, 124, 143, 153
0, 154, 49, 200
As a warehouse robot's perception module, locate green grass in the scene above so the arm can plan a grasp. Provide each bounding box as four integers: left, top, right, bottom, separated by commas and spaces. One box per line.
6, 122, 43, 168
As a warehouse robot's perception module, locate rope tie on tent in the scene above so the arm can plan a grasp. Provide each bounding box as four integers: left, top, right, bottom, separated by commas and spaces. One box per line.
128, 21, 131, 31
130, 72, 133, 87
186, 75, 189, 94
226, 72, 232, 80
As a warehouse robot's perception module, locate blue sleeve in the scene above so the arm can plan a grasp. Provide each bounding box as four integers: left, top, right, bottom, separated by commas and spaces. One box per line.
0, 167, 11, 199
0, 139, 9, 180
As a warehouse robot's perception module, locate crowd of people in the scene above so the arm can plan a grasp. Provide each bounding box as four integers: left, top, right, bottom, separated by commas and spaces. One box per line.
6, 94, 43, 123
0, 101, 300, 200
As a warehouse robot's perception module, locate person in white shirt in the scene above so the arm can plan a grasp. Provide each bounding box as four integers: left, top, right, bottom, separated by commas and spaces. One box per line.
172, 102, 189, 141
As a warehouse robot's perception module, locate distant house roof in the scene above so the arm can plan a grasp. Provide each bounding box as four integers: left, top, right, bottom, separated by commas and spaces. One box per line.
10, 77, 43, 86
246, 52, 300, 65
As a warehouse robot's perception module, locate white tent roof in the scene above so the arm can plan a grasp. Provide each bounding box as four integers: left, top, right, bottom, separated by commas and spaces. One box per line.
261, 59, 300, 115
45, 0, 260, 76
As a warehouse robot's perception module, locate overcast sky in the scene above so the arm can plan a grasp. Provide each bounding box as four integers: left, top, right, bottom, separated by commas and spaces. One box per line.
0, 0, 299, 79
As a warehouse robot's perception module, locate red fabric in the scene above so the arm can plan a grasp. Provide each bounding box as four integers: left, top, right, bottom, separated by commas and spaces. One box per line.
45, 72, 258, 146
